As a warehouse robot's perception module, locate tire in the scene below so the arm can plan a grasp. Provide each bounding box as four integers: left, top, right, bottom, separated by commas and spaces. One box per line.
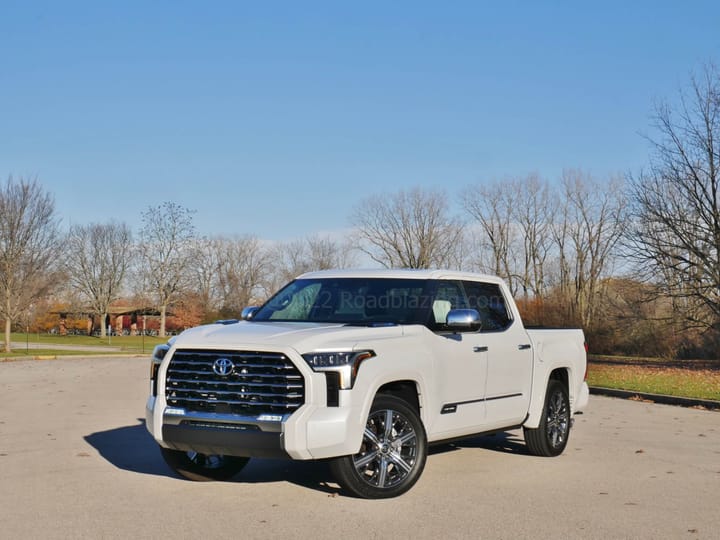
159, 447, 249, 481
524, 379, 571, 457
330, 394, 427, 499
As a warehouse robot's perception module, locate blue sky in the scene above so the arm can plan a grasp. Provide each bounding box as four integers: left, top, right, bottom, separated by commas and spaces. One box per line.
2, 1, 719, 240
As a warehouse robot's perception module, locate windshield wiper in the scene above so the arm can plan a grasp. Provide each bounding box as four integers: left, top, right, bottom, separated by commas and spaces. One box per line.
343, 322, 398, 327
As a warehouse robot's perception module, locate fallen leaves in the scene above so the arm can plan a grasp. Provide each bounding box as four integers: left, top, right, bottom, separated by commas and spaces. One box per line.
588, 362, 720, 401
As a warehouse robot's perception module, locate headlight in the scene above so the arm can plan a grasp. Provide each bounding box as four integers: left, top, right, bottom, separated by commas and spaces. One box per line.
301, 350, 375, 389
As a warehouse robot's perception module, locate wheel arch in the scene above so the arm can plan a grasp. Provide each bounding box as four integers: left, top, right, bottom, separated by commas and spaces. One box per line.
342, 357, 431, 458
548, 367, 569, 390
524, 366, 570, 429
376, 380, 421, 416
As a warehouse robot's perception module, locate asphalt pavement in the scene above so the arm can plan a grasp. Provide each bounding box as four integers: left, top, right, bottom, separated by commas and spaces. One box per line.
1, 356, 718, 539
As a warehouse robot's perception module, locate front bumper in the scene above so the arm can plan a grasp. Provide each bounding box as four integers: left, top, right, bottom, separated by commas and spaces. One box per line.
146, 395, 289, 458
162, 423, 288, 459
146, 391, 365, 461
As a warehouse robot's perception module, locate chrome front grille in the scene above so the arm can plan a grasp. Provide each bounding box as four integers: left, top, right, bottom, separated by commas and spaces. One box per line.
165, 349, 305, 416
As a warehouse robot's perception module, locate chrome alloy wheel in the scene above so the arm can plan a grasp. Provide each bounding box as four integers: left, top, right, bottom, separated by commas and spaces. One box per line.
353, 408, 419, 489
546, 389, 569, 449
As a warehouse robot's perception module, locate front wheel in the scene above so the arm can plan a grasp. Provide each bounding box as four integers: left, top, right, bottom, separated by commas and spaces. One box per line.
330, 395, 428, 499
524, 379, 571, 457
160, 447, 249, 481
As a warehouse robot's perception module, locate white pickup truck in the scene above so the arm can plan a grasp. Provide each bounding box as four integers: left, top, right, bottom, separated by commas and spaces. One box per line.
146, 269, 589, 498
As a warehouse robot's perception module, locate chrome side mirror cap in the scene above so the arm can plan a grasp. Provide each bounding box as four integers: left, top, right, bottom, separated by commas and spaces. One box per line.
446, 309, 482, 332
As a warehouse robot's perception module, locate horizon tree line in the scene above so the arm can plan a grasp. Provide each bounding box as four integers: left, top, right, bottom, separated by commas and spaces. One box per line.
2, 64, 718, 357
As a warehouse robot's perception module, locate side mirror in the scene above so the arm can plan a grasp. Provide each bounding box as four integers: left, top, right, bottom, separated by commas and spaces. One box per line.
446, 309, 482, 332
241, 306, 260, 320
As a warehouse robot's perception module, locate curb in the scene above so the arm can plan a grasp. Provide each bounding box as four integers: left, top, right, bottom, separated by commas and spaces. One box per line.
589, 386, 720, 411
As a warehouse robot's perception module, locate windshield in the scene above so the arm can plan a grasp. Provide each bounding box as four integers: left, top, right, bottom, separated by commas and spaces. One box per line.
252, 278, 434, 325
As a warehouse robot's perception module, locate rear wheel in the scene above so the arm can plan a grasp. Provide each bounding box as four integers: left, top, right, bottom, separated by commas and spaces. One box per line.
524, 379, 571, 457
330, 395, 427, 499
160, 447, 249, 481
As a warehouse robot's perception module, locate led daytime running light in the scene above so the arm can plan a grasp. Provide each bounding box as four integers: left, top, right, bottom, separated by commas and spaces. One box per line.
301, 350, 376, 389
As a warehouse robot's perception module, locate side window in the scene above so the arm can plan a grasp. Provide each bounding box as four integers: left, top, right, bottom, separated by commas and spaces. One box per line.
429, 280, 468, 329
462, 281, 512, 332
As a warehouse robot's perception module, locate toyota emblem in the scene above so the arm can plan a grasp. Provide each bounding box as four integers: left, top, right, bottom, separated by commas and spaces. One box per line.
212, 357, 235, 376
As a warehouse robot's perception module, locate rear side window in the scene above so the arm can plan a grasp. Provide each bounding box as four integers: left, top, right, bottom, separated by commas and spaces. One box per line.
462, 281, 512, 332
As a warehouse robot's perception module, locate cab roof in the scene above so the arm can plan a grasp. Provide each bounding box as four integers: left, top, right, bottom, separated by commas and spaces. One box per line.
296, 268, 506, 285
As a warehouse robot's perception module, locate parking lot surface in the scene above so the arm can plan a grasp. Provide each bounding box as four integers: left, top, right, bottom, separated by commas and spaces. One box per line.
1, 356, 718, 539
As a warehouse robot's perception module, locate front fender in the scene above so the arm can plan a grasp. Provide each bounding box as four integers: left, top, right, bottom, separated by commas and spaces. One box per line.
308, 347, 432, 459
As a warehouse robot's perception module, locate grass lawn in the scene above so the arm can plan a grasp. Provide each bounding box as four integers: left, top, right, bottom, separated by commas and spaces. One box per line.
588, 361, 720, 402
5, 332, 166, 355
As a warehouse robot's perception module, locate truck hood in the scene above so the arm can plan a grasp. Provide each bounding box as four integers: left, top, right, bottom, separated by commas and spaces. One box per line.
170, 321, 405, 354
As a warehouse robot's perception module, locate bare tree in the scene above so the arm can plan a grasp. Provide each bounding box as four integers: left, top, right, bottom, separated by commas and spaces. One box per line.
462, 176, 554, 297
555, 170, 627, 328
463, 172, 625, 329
352, 188, 464, 269
214, 235, 273, 316
461, 181, 518, 291
515, 175, 555, 299
306, 235, 356, 270
0, 177, 62, 352
137, 202, 196, 337
272, 234, 357, 286
64, 222, 133, 337
190, 236, 222, 317
628, 64, 720, 332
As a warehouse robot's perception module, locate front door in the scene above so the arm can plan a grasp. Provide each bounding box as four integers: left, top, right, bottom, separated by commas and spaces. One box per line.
426, 280, 488, 439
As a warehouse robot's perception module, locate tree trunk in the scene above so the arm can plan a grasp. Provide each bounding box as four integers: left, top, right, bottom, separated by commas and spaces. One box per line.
160, 304, 167, 338
4, 317, 10, 353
